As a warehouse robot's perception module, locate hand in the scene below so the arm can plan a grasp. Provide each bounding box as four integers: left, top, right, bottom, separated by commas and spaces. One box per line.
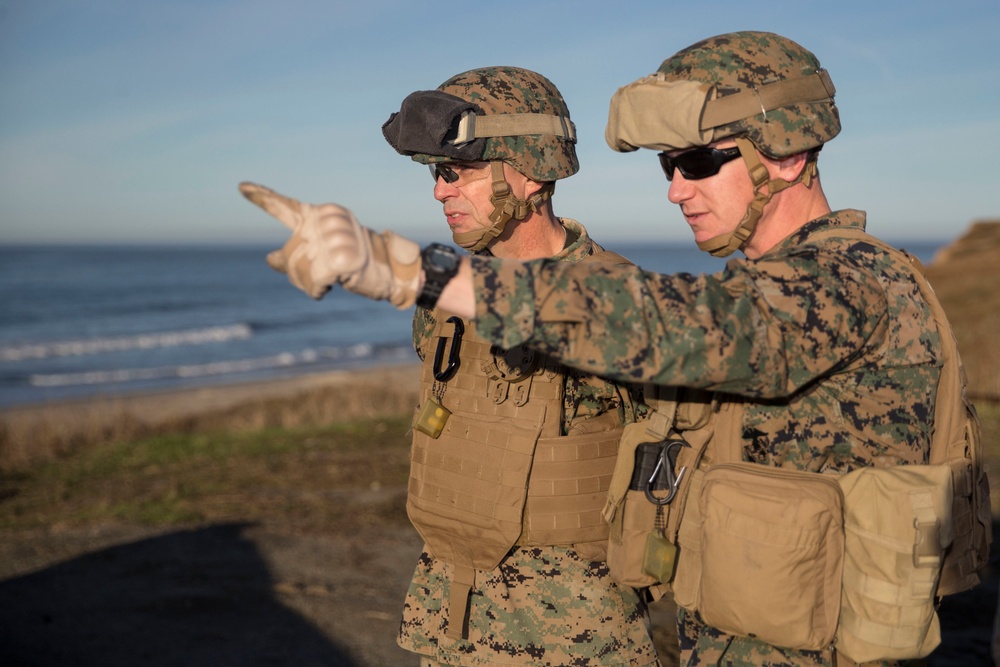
239, 182, 422, 308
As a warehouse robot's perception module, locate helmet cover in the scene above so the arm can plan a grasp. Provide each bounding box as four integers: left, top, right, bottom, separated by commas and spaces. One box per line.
607, 31, 840, 158
385, 66, 578, 181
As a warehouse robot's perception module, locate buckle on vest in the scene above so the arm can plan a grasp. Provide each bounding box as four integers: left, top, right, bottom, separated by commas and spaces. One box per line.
483, 344, 539, 382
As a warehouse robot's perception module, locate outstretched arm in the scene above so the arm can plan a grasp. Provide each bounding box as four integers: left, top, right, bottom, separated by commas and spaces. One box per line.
435, 258, 475, 319
240, 182, 425, 308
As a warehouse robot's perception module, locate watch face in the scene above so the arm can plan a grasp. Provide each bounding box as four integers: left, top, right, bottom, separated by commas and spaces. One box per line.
426, 245, 459, 272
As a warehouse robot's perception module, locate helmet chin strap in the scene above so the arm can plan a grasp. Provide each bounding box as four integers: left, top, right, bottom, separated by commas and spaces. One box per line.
452, 161, 555, 252
696, 136, 818, 258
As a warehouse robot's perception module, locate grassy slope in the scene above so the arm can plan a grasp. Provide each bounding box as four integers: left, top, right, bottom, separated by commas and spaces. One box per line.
0, 415, 415, 533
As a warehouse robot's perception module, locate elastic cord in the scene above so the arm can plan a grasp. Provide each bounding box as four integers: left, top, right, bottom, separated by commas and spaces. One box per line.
696, 137, 818, 257
452, 161, 554, 252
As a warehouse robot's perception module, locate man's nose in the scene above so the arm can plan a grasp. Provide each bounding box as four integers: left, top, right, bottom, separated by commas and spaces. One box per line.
433, 176, 457, 201
667, 171, 694, 204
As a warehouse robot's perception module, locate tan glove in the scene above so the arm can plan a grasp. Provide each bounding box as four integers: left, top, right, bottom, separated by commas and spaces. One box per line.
239, 182, 422, 308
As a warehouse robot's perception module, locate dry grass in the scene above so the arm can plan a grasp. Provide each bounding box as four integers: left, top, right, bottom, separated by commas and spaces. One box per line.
0, 366, 420, 471
0, 414, 414, 534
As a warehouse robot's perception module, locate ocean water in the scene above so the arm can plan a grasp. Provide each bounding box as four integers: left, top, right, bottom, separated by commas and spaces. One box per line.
0, 239, 943, 409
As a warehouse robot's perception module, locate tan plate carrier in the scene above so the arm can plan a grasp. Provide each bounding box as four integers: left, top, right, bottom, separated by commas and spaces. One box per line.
408, 250, 632, 640
602, 226, 990, 663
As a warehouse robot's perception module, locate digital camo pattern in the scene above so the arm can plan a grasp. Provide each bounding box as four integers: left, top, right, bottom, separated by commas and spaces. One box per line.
402, 218, 659, 666
411, 66, 579, 182
400, 548, 659, 667
413, 218, 649, 432
471, 209, 941, 666
658, 31, 841, 157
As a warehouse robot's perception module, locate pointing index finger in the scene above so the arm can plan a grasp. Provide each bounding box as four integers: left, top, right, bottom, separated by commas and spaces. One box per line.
238, 181, 303, 231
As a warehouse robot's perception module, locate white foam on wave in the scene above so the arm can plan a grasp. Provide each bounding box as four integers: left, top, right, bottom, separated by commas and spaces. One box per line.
0, 324, 254, 362
28, 343, 376, 387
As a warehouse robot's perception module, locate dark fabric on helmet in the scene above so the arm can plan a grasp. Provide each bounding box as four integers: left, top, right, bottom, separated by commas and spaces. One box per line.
382, 90, 486, 160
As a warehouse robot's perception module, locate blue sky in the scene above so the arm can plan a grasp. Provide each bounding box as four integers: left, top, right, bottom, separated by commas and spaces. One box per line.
1, 0, 997, 246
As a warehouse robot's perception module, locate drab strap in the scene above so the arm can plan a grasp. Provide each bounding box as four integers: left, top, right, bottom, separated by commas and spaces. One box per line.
470, 113, 576, 142
446, 564, 476, 640
438, 319, 461, 338
700, 69, 836, 130
841, 560, 938, 605
911, 492, 943, 569
838, 604, 933, 651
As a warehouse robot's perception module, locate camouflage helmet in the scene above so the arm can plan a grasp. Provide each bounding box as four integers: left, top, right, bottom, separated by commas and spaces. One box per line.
605, 32, 840, 258
384, 66, 578, 182
607, 31, 840, 158
383, 66, 577, 251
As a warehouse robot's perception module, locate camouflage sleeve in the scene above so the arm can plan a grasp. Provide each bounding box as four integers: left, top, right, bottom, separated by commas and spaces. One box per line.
470, 247, 889, 399
411, 306, 437, 361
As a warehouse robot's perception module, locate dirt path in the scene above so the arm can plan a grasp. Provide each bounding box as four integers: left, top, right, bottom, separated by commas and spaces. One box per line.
2, 518, 996, 666
0, 520, 426, 666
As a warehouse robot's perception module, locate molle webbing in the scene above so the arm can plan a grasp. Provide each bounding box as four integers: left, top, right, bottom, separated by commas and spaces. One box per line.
417, 333, 563, 428
410, 319, 620, 560
522, 415, 622, 547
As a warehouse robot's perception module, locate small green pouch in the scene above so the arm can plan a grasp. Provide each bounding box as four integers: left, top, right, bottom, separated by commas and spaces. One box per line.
414, 398, 450, 438
642, 530, 679, 583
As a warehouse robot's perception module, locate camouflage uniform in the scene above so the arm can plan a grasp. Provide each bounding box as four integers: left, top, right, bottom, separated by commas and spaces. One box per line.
467, 209, 941, 667
398, 218, 662, 666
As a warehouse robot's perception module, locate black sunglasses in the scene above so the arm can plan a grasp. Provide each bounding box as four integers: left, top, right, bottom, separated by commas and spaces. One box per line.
428, 163, 459, 183
658, 146, 741, 181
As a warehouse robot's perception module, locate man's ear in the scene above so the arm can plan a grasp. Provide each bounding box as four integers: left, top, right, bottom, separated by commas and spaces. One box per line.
775, 151, 809, 182
502, 162, 543, 198
523, 178, 545, 198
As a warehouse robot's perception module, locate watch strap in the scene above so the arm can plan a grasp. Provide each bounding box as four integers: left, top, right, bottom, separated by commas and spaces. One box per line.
417, 244, 460, 310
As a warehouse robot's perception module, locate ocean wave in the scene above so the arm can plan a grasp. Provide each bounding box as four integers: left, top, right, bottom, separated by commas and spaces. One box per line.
0, 324, 254, 362
27, 343, 394, 387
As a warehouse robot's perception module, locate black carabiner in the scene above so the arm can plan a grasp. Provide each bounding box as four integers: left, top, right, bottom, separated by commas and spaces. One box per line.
432, 316, 464, 382
644, 439, 687, 506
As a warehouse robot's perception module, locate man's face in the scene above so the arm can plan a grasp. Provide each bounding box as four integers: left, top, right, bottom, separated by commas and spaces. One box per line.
431, 161, 531, 239
665, 140, 755, 245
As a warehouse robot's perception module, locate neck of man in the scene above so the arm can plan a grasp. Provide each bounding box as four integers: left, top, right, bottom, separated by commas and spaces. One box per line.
743, 177, 832, 259
488, 205, 567, 260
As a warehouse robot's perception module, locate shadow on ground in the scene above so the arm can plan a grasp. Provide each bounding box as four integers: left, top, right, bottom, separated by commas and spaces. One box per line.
0, 523, 362, 667
1, 520, 996, 667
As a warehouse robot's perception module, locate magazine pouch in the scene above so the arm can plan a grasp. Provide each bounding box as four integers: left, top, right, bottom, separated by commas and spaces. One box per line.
695, 462, 845, 650
835, 464, 953, 663
605, 423, 679, 588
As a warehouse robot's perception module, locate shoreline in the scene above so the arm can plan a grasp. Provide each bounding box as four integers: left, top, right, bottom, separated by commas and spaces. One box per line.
0, 362, 422, 470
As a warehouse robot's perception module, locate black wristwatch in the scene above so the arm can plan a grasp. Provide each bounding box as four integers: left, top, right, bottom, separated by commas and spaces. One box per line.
417, 243, 461, 310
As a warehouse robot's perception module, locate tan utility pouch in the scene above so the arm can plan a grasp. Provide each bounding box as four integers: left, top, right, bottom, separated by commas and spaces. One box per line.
688, 462, 845, 651
605, 422, 673, 588
606, 487, 663, 588
835, 464, 953, 663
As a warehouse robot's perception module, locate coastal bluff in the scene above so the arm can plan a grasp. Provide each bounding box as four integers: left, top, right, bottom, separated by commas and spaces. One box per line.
922, 219, 1000, 402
